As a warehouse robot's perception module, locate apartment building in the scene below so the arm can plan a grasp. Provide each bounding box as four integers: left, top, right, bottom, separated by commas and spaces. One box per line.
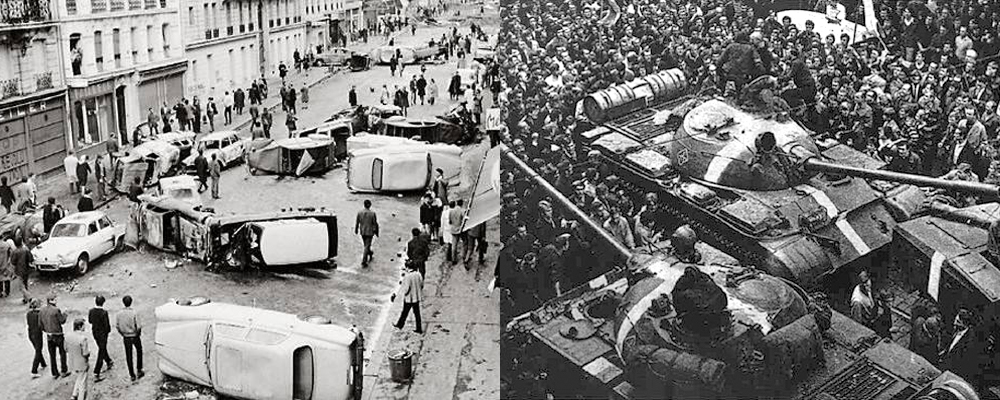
56, 0, 187, 157
0, 0, 71, 178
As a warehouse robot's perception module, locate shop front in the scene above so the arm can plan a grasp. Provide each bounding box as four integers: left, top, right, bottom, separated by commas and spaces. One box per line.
69, 76, 128, 156
0, 90, 69, 180
136, 60, 186, 131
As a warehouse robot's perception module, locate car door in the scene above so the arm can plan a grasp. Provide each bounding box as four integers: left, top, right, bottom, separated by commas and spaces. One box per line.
97, 217, 117, 256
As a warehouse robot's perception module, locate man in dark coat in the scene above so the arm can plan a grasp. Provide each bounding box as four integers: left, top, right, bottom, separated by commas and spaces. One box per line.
76, 189, 94, 212
194, 151, 209, 192
76, 155, 91, 189
406, 228, 430, 278
355, 200, 379, 267
88, 295, 113, 381
536, 234, 569, 299
261, 108, 273, 138
449, 72, 462, 100
12, 236, 32, 304
349, 86, 358, 107
718, 32, 762, 90
0, 176, 15, 214
192, 97, 202, 133
234, 89, 245, 115
941, 309, 987, 387
42, 197, 62, 234
26, 298, 47, 378
40, 293, 69, 378
174, 100, 188, 131
417, 75, 427, 105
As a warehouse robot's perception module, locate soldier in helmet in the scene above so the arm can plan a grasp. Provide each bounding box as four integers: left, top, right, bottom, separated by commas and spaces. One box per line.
671, 225, 701, 264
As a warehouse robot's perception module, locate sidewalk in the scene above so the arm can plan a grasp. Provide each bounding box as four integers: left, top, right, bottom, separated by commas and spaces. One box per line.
362, 222, 500, 400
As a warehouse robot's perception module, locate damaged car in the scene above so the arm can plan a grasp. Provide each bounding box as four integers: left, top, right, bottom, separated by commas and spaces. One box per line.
135, 195, 338, 269
346, 144, 462, 193
247, 137, 339, 176
111, 140, 183, 192
155, 297, 364, 400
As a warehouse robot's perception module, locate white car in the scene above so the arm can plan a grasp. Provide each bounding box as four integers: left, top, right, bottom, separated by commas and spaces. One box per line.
183, 131, 249, 170
32, 212, 125, 275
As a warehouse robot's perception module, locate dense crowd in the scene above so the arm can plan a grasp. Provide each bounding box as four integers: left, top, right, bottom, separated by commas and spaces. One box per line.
499, 0, 1000, 396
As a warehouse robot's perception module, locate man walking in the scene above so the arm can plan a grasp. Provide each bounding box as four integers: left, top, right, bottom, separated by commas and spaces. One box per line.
26, 298, 47, 378
77, 188, 94, 212
261, 108, 273, 138
464, 221, 487, 265
349, 85, 358, 107
355, 200, 379, 267
116, 295, 144, 382
448, 200, 465, 263
430, 168, 449, 204
223, 91, 233, 125
88, 295, 113, 382
147, 107, 160, 136
406, 228, 430, 278
13, 236, 32, 304
40, 294, 69, 378
194, 151, 209, 193
64, 151, 79, 193
391, 262, 424, 334
209, 154, 222, 199
66, 319, 91, 400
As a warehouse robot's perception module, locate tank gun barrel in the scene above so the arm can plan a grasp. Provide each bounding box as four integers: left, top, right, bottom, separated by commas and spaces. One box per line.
803, 158, 1000, 198
500, 144, 633, 259
927, 202, 994, 229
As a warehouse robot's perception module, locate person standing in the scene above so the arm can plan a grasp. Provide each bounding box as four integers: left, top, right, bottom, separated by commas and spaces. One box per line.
279, 62, 288, 82
223, 91, 233, 125
0, 176, 15, 214
449, 71, 462, 101
13, 237, 32, 304
850, 269, 890, 336
428, 78, 438, 106
406, 228, 430, 278
429, 168, 449, 204
440, 201, 453, 257
26, 298, 48, 378
300, 84, 309, 110
160, 102, 172, 133
42, 197, 62, 235
105, 133, 119, 162
66, 319, 91, 400
464, 221, 487, 264
209, 154, 222, 200
349, 85, 358, 107
76, 155, 91, 192
77, 188, 94, 212
64, 151, 79, 194
147, 107, 160, 136
194, 151, 209, 193
0, 232, 10, 297
251, 121, 266, 140
286, 113, 298, 136
93, 155, 105, 202
287, 86, 298, 114
409, 75, 419, 105
40, 293, 69, 378
447, 200, 465, 263
88, 295, 113, 382
417, 75, 427, 105
391, 261, 424, 334
420, 193, 436, 240
192, 97, 202, 134
207, 97, 218, 131
261, 108, 273, 138
355, 199, 379, 267
174, 100, 188, 131
116, 295, 144, 382
234, 88, 245, 116
389, 55, 398, 77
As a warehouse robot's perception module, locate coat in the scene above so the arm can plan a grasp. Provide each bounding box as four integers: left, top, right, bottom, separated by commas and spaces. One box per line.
0, 238, 11, 281
65, 330, 90, 372
77, 195, 94, 212
355, 209, 379, 237
397, 270, 424, 303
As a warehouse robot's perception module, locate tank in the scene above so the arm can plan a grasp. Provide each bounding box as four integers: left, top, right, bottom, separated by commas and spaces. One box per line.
577, 69, 1000, 289
502, 146, 980, 400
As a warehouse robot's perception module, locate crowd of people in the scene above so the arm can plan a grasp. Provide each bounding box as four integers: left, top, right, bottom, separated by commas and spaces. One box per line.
499, 0, 1000, 395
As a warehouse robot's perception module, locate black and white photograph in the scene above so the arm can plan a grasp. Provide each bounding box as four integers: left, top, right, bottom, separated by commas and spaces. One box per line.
0, 0, 501, 398
499, 0, 1000, 398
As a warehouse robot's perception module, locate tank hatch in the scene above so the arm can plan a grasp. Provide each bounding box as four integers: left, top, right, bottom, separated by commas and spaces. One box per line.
670, 99, 821, 190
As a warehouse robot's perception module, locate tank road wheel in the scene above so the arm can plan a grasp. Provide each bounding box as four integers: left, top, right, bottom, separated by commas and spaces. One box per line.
76, 254, 90, 275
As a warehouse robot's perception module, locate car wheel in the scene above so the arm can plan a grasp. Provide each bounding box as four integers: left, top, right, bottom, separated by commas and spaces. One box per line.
76, 254, 89, 275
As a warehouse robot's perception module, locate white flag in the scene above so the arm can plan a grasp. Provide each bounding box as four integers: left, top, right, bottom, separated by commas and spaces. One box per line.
296, 150, 315, 176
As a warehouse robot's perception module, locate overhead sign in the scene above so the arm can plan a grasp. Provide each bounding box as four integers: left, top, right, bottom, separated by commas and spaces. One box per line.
483, 107, 502, 131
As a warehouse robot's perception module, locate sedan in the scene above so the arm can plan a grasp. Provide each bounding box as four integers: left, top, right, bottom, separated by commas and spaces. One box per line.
32, 212, 124, 275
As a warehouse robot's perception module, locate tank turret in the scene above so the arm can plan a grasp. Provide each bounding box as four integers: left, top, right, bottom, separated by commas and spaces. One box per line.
578, 70, 1000, 288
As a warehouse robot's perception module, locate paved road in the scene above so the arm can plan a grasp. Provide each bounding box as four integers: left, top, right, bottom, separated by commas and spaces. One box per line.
0, 5, 497, 399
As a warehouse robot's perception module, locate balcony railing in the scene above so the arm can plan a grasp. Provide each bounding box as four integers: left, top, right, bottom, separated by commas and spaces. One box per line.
91, 0, 106, 12
0, 0, 53, 25
127, 0, 138, 9
1, 78, 21, 99
109, 0, 122, 11
35, 71, 52, 90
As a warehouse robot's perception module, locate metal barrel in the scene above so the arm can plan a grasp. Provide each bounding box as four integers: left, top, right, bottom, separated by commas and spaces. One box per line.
803, 158, 1000, 198
582, 69, 689, 123
500, 144, 633, 259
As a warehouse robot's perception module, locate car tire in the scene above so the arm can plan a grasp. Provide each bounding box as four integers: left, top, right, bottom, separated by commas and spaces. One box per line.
76, 254, 89, 275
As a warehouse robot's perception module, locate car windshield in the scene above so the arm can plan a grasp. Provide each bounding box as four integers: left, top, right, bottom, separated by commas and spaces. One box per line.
202, 140, 222, 150
50, 223, 86, 238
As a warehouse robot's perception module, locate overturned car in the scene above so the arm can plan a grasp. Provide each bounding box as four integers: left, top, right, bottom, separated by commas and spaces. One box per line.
247, 137, 339, 176
112, 140, 183, 192
346, 144, 462, 193
155, 298, 363, 400
135, 195, 338, 269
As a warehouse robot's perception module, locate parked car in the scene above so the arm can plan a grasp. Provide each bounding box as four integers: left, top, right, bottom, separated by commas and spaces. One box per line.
111, 140, 183, 193
349, 54, 371, 71
247, 137, 338, 176
153, 131, 197, 159
136, 195, 338, 269
183, 131, 249, 171
346, 144, 462, 193
314, 47, 353, 66
156, 175, 202, 207
31, 212, 125, 275
155, 298, 364, 400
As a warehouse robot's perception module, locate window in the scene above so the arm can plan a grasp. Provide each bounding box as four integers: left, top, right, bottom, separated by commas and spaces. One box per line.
66, 0, 77, 14
293, 347, 315, 400
159, 0, 165, 7
128, 0, 139, 9
372, 158, 383, 190
213, 323, 247, 338
203, 4, 210, 39
144, 0, 155, 9
188, 6, 195, 26
110, 0, 123, 11
112, 29, 121, 68
162, 23, 170, 56
98, 217, 112, 230
191, 59, 198, 81
226, 3, 233, 35
69, 33, 82, 76
146, 25, 154, 59
94, 30, 104, 71
92, 0, 107, 12
129, 27, 138, 59
88, 223, 98, 235
246, 328, 288, 345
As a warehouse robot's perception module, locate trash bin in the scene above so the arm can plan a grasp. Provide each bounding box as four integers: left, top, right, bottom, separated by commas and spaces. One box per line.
388, 349, 413, 383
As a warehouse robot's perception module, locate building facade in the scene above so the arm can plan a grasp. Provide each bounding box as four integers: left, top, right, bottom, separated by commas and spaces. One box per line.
0, 0, 70, 179
55, 0, 187, 157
